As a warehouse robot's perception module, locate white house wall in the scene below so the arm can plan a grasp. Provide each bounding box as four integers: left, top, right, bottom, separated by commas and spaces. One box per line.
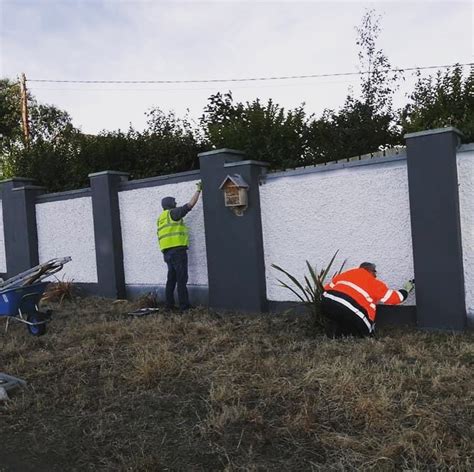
36, 197, 98, 283
261, 159, 415, 302
0, 201, 6, 273
119, 181, 208, 287
457, 147, 474, 318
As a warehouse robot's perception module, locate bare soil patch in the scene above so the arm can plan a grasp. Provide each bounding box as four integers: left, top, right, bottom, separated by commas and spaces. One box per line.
1, 298, 473, 471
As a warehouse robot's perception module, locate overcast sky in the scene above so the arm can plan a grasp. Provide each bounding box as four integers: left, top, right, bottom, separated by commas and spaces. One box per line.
1, 0, 472, 134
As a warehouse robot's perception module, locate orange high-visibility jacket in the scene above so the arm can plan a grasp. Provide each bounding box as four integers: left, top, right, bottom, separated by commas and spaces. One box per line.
323, 268, 406, 322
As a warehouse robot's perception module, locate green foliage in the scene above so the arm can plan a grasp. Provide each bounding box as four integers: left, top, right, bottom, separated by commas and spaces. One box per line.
0, 79, 22, 142
201, 92, 310, 169
1, 12, 472, 192
0, 78, 75, 147
356, 10, 400, 113
307, 10, 402, 162
0, 78, 82, 191
7, 136, 83, 192
0, 93, 205, 191
271, 251, 346, 331
308, 99, 399, 163
401, 64, 474, 142
0, 79, 25, 172
73, 109, 204, 186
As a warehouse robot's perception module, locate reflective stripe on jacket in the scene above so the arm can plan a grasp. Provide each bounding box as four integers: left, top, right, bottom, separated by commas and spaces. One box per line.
157, 210, 189, 251
323, 268, 406, 322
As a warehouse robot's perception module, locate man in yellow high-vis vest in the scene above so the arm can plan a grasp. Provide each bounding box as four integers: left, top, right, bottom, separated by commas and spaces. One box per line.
157, 182, 202, 311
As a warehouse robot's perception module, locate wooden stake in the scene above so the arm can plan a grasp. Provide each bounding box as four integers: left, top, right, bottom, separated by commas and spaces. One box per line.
19, 73, 30, 146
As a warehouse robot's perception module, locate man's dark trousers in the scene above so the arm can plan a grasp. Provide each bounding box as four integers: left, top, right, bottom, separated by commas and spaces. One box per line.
163, 247, 190, 311
321, 296, 372, 338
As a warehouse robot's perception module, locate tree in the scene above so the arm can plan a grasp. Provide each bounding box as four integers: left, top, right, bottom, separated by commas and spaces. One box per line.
308, 99, 398, 163
0, 79, 22, 142
141, 108, 204, 175
73, 108, 205, 188
355, 9, 399, 115
3, 9, 471, 192
0, 78, 75, 148
401, 65, 474, 142
307, 10, 402, 162
0, 78, 205, 191
201, 91, 310, 169
0, 79, 22, 176
0, 78, 82, 190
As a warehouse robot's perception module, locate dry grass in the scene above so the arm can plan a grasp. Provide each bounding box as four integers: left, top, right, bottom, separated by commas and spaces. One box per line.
0, 298, 473, 471
41, 278, 76, 305
133, 292, 160, 310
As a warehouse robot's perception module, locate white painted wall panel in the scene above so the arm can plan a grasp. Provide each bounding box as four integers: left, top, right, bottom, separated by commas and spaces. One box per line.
119, 181, 207, 286
457, 149, 474, 318
0, 201, 7, 273
36, 197, 98, 282
261, 160, 415, 302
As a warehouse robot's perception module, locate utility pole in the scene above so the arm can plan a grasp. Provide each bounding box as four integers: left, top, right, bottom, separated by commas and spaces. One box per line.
19, 72, 30, 147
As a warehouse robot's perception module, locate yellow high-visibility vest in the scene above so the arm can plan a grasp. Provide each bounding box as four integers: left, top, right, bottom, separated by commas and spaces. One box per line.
157, 210, 189, 251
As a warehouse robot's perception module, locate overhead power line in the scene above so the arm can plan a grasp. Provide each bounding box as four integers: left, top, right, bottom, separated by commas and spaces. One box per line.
27, 62, 472, 85
28, 77, 360, 93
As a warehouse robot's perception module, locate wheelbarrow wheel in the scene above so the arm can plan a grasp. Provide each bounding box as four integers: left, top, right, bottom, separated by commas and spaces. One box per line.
26, 313, 47, 336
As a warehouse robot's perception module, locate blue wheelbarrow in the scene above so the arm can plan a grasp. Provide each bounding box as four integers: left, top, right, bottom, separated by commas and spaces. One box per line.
0, 282, 52, 336
0, 257, 71, 336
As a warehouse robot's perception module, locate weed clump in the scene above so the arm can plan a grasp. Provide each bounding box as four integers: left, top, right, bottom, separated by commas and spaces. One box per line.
41, 278, 76, 305
134, 292, 160, 309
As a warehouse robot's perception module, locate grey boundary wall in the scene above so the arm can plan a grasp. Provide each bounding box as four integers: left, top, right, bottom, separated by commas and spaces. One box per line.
405, 128, 466, 330
199, 150, 269, 313
263, 152, 416, 327
0, 127, 470, 330
1, 178, 44, 278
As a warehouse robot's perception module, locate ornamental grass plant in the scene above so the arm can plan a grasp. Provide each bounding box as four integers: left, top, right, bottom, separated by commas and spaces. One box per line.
271, 251, 346, 332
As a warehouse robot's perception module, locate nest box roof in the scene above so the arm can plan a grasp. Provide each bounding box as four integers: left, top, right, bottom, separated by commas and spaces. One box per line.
219, 174, 249, 189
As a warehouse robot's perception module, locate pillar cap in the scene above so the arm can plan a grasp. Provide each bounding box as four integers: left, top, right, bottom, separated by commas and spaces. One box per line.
12, 185, 46, 192
198, 148, 246, 158
0, 177, 35, 184
88, 170, 130, 178
224, 160, 270, 168
404, 127, 463, 140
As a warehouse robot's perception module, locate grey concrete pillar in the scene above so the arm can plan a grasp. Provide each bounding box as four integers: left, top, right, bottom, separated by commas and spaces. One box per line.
89, 171, 129, 299
199, 149, 269, 313
0, 178, 45, 277
405, 127, 466, 330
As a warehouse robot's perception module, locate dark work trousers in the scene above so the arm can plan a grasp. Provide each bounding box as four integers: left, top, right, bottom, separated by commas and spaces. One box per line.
163, 248, 190, 311
321, 295, 373, 338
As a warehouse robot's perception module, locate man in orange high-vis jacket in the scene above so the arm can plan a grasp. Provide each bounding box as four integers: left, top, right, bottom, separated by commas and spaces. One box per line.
322, 262, 415, 337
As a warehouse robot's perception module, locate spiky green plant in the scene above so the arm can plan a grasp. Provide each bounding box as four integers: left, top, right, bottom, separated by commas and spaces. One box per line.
272, 251, 346, 331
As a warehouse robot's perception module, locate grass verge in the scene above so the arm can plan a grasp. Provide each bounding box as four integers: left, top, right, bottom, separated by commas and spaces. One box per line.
1, 298, 473, 471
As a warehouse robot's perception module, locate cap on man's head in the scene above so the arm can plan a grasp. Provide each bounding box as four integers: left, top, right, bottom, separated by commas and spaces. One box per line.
360, 262, 377, 274
161, 197, 177, 209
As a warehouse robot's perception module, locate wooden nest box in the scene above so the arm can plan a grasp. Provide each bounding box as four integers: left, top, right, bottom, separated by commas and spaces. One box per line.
219, 174, 249, 215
